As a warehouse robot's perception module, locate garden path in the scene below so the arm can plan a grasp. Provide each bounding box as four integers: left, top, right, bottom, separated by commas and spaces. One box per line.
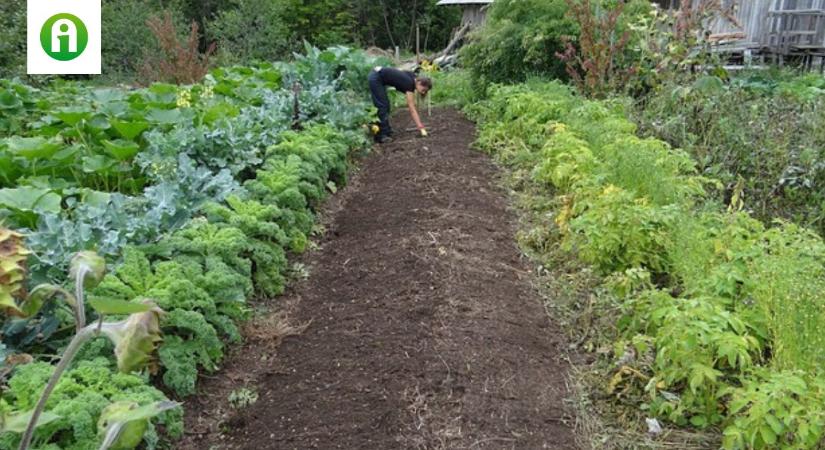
180, 108, 577, 450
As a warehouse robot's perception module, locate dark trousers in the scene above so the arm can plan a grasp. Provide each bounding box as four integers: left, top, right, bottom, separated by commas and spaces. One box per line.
368, 71, 391, 138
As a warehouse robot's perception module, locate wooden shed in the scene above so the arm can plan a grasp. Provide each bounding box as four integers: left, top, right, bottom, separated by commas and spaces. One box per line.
655, 0, 825, 65
436, 0, 493, 28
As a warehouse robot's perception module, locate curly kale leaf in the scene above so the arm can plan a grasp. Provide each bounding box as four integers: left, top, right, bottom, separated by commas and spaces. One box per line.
89, 247, 246, 395
91, 247, 246, 329
153, 219, 252, 281
203, 196, 289, 247
203, 196, 290, 296
0, 358, 181, 450
156, 310, 223, 396
265, 125, 350, 201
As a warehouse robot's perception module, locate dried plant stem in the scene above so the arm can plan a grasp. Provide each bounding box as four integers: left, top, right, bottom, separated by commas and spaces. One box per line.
18, 325, 98, 450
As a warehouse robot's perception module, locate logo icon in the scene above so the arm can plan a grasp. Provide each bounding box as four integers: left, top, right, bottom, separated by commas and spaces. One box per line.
40, 13, 88, 61
28, 0, 101, 74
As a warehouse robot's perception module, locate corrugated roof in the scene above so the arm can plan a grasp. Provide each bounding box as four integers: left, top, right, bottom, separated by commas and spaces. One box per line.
436, 0, 493, 5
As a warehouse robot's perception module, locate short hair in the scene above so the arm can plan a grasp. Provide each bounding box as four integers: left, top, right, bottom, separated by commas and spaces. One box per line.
417, 76, 432, 90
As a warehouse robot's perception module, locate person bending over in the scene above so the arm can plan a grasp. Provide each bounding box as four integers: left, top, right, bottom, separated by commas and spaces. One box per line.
368, 66, 432, 143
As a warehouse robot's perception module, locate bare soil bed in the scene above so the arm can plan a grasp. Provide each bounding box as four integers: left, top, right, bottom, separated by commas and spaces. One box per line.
179, 108, 577, 449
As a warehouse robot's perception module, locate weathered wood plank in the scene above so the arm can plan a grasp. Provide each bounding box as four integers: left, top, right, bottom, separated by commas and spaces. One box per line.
659, 0, 825, 54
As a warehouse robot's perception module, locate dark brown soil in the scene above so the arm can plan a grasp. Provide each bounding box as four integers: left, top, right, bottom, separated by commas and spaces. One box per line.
179, 108, 577, 450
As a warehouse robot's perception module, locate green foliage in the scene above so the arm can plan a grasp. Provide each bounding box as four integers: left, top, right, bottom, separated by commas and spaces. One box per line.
567, 185, 680, 274
89, 244, 249, 396
556, 0, 652, 98
626, 292, 762, 427
0, 0, 25, 79
0, 358, 181, 450
102, 0, 188, 80
473, 79, 825, 447
428, 70, 479, 108
278, 0, 355, 48
462, 0, 577, 85
227, 388, 258, 409
2, 47, 375, 447
348, 0, 460, 52
207, 0, 295, 65
635, 73, 825, 236
203, 197, 288, 296
746, 223, 825, 373
723, 370, 825, 450
207, 0, 461, 64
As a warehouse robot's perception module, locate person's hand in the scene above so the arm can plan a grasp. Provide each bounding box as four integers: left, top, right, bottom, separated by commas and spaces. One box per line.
419, 128, 428, 137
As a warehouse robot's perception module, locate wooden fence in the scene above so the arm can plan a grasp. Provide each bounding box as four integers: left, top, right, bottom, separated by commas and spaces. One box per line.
655, 0, 825, 67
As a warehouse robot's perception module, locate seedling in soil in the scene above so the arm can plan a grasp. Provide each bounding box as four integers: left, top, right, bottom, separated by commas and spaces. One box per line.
228, 388, 259, 409
288, 262, 310, 281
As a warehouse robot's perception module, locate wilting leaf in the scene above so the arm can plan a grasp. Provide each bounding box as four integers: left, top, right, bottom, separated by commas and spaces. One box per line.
99, 300, 164, 373
89, 298, 152, 315
24, 284, 76, 317
0, 286, 23, 315
98, 401, 180, 450
70, 251, 106, 289
0, 409, 60, 434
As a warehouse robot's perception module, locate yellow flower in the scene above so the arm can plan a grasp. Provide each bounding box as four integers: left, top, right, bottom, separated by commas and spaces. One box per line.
420, 60, 439, 73
176, 90, 192, 108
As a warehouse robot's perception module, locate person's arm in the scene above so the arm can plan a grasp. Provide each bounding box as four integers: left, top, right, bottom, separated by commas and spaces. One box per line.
406, 92, 427, 136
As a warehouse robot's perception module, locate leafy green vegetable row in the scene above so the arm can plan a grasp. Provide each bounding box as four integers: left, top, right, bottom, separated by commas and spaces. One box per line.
1, 47, 382, 449
1, 46, 378, 349
470, 81, 825, 449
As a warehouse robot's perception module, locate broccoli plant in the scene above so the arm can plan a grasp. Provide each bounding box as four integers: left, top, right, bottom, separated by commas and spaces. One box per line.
16, 251, 169, 450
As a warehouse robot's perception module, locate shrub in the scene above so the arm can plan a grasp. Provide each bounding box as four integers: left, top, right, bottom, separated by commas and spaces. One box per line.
634, 74, 825, 236
207, 0, 296, 66
461, 0, 577, 85
0, 0, 25, 79
746, 223, 825, 373
428, 70, 478, 108
723, 370, 825, 449
566, 185, 681, 274
102, 0, 188, 81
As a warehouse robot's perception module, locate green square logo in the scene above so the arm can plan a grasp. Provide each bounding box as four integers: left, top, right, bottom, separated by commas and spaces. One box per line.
40, 13, 89, 61
28, 1, 101, 74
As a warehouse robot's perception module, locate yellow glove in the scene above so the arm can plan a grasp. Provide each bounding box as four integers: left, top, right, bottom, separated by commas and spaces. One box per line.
420, 128, 428, 137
